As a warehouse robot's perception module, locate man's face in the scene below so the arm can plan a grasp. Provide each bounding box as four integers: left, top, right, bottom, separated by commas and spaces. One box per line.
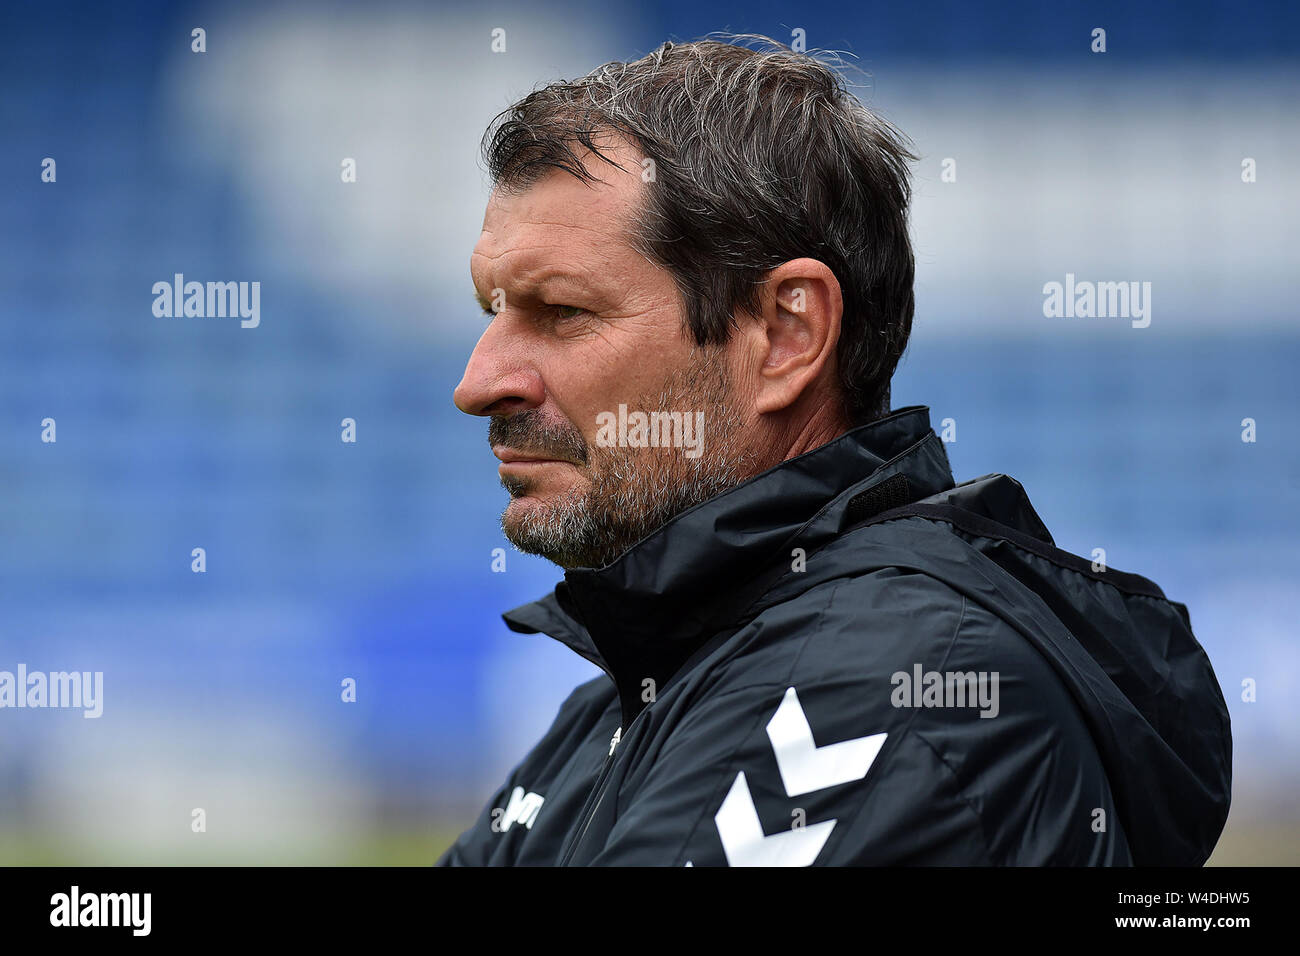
453, 140, 764, 569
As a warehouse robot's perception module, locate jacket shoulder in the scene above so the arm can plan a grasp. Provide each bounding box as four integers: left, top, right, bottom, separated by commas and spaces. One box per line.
603, 571, 1127, 864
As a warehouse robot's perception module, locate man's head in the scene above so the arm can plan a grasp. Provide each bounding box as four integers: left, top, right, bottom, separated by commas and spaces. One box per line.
454, 35, 918, 569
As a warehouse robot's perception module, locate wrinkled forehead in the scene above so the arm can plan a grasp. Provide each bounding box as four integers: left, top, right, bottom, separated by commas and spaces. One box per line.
472, 148, 644, 282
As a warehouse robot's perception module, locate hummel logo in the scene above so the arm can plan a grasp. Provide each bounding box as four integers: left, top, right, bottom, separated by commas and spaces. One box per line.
714, 686, 887, 866
491, 786, 545, 833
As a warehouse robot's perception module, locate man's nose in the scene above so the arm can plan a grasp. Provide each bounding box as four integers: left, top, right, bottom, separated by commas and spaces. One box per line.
452, 322, 546, 417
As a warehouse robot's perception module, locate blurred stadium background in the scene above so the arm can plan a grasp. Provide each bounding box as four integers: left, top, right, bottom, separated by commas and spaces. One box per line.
0, 0, 1296, 864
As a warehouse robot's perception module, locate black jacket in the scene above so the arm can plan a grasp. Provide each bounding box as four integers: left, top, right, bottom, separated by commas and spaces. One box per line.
436, 406, 1232, 866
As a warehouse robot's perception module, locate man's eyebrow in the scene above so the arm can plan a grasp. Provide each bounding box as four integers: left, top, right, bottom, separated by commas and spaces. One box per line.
532, 272, 602, 298
472, 271, 608, 311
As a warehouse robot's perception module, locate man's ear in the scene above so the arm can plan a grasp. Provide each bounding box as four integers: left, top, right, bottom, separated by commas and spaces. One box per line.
751, 258, 843, 416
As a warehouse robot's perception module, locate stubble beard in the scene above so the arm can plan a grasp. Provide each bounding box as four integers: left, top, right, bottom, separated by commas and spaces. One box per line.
493, 348, 766, 570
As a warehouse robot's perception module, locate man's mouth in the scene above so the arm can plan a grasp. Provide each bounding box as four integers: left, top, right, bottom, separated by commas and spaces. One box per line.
493, 446, 576, 468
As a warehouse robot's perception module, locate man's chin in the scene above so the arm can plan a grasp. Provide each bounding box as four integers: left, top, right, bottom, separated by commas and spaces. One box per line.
501, 486, 629, 569
501, 494, 546, 529
500, 496, 572, 554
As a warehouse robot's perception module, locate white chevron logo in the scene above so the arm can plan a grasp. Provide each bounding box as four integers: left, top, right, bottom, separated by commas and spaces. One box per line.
713, 686, 887, 867
766, 686, 889, 796
716, 771, 837, 866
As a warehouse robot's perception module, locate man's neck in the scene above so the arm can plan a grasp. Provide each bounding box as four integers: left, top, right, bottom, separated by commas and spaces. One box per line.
777, 406, 854, 463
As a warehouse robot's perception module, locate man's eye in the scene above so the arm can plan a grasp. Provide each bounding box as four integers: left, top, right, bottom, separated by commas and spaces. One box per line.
474, 291, 497, 319
548, 304, 586, 321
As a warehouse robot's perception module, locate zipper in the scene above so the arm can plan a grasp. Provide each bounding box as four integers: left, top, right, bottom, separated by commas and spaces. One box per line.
557, 750, 617, 866
554, 624, 745, 865
558, 706, 651, 866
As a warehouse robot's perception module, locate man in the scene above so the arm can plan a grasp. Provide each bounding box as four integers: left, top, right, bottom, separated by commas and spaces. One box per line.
439, 36, 1231, 866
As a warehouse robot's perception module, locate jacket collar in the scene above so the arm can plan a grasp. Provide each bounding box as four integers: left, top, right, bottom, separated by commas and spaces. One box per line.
502, 405, 955, 728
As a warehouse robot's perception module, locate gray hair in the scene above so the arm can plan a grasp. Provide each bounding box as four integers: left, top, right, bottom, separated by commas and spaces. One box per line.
482, 33, 918, 425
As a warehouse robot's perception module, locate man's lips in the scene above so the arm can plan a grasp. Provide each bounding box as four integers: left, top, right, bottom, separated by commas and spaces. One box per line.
492, 446, 576, 466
